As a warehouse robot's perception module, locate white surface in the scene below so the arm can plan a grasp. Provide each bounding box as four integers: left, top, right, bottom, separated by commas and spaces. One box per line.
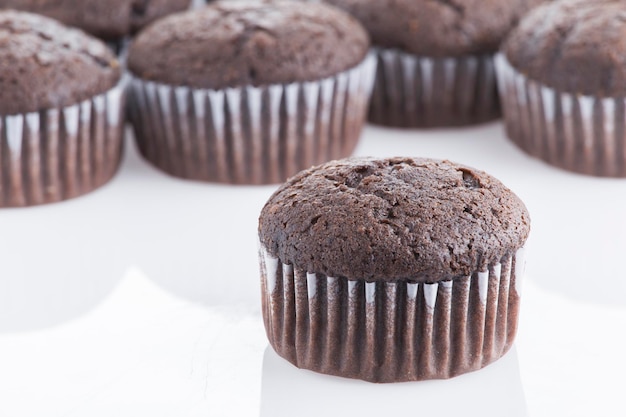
1, 123, 626, 416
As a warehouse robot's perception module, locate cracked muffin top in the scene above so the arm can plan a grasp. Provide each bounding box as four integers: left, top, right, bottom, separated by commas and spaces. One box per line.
503, 0, 626, 96
0, 10, 121, 115
259, 157, 530, 282
320, 0, 546, 57
127, 0, 370, 88
0, 0, 191, 40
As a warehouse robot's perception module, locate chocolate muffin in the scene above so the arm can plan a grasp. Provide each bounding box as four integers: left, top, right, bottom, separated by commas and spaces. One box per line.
127, 0, 376, 185
258, 157, 531, 382
0, 0, 191, 41
317, 0, 545, 127
0, 10, 125, 207
497, 0, 626, 177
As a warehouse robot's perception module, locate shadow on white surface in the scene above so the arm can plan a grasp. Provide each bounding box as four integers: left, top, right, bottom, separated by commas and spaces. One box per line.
0, 160, 131, 332
0, 268, 267, 417
119, 132, 277, 307
0, 131, 275, 333
260, 345, 527, 417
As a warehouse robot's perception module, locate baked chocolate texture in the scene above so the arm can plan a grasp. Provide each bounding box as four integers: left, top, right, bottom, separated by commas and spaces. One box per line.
259, 157, 530, 282
260, 156, 529, 382
319, 0, 546, 57
0, 0, 191, 40
128, 0, 369, 88
0, 10, 120, 115
504, 0, 626, 96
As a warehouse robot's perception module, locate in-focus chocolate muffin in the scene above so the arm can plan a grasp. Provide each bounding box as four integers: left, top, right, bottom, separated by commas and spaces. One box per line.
0, 0, 191, 41
497, 0, 626, 177
127, 0, 376, 185
258, 157, 531, 382
317, 0, 546, 127
0, 10, 125, 207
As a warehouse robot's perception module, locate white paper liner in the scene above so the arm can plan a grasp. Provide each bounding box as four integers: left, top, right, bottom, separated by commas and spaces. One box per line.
259, 245, 525, 383
0, 81, 125, 207
128, 55, 377, 185
496, 53, 626, 177
369, 48, 500, 128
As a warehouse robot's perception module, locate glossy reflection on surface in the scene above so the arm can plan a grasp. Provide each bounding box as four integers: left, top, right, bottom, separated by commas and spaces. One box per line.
261, 346, 527, 417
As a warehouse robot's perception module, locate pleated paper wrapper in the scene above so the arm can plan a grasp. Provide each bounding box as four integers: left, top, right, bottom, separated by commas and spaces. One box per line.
369, 48, 500, 128
128, 55, 377, 185
0, 82, 125, 207
496, 54, 626, 177
260, 245, 525, 383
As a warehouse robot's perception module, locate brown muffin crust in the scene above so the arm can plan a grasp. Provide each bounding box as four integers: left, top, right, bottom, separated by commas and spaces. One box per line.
503, 0, 626, 97
127, 0, 370, 88
259, 157, 530, 282
0, 0, 191, 39
320, 0, 543, 57
0, 10, 121, 115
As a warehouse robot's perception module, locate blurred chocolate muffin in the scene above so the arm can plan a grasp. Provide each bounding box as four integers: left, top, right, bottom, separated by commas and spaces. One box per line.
0, 10, 125, 206
318, 0, 548, 127
497, 0, 626, 176
127, 0, 376, 185
0, 0, 191, 40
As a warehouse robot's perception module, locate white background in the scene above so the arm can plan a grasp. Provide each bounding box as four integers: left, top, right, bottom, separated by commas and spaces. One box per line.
1, 122, 625, 416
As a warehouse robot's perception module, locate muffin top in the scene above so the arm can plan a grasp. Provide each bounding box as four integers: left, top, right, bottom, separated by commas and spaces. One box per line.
322, 0, 543, 57
0, 10, 121, 115
0, 0, 191, 40
259, 157, 530, 283
503, 0, 626, 96
127, 0, 370, 88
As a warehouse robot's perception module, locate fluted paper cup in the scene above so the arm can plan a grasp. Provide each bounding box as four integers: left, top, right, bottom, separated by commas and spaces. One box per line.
0, 82, 125, 208
369, 48, 500, 128
259, 244, 525, 383
496, 53, 626, 177
128, 55, 377, 185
